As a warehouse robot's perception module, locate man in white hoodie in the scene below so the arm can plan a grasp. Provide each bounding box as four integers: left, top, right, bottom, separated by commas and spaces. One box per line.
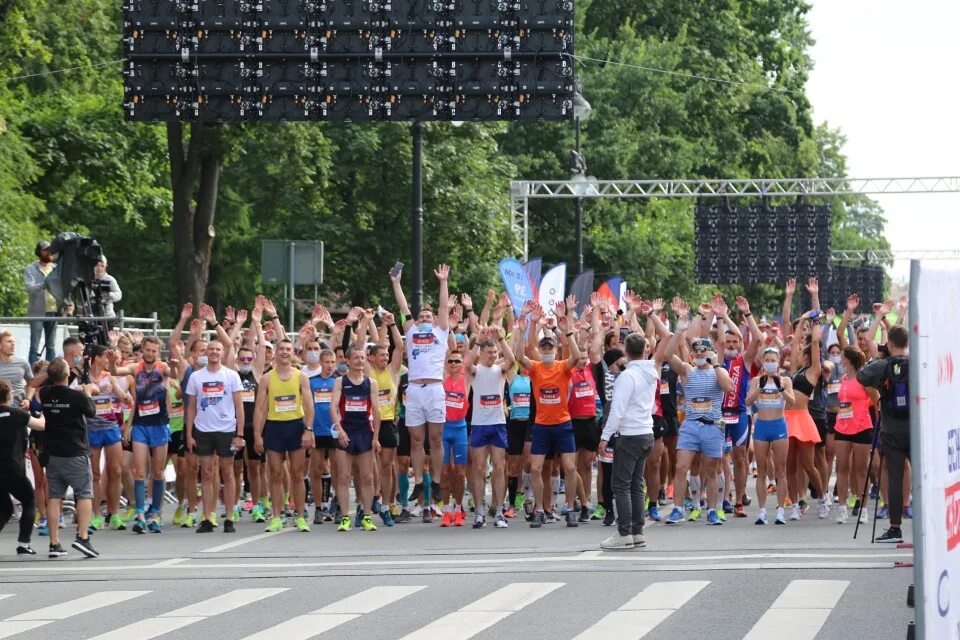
598, 302, 670, 550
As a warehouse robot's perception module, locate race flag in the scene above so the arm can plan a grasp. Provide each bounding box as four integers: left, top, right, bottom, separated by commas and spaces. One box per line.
498, 258, 535, 317
595, 276, 621, 307
539, 263, 567, 318
523, 257, 543, 303
569, 269, 595, 316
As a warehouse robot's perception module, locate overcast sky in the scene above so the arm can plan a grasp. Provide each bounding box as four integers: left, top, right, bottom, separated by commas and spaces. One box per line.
806, 0, 960, 281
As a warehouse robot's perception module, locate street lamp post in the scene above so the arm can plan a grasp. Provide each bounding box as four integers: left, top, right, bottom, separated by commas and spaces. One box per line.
571, 92, 592, 275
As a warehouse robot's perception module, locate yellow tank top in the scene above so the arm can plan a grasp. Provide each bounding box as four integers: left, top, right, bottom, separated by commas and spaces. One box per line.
370, 366, 396, 421
266, 368, 305, 421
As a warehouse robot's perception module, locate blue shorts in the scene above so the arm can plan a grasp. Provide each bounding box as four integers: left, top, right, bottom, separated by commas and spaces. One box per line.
530, 421, 576, 457
338, 425, 373, 456
754, 418, 788, 442
677, 420, 724, 459
469, 424, 508, 450
88, 427, 122, 449
264, 419, 305, 453
443, 420, 468, 465
724, 411, 750, 449
132, 423, 170, 449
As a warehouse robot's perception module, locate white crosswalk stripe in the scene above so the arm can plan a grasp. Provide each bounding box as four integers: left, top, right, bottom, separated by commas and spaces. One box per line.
573, 581, 711, 639
239, 586, 426, 640
743, 579, 850, 640
87, 588, 288, 640
397, 582, 564, 640
0, 591, 150, 639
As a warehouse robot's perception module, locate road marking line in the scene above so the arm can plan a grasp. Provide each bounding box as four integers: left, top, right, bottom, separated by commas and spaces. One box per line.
88, 588, 288, 640
398, 583, 563, 640
0, 591, 150, 639
200, 527, 294, 553
573, 581, 709, 639
239, 586, 425, 640
743, 580, 849, 640
150, 558, 187, 567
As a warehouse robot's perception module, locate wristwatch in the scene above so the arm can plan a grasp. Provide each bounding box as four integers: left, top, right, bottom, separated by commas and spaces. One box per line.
305, 425, 314, 432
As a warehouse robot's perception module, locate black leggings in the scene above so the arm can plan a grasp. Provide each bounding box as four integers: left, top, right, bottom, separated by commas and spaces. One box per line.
0, 472, 36, 544
601, 461, 614, 514
882, 433, 910, 528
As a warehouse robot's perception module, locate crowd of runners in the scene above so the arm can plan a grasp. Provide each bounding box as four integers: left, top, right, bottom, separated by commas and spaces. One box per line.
0, 262, 913, 557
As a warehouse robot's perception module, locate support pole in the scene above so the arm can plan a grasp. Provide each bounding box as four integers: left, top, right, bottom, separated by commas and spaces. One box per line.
411, 121, 425, 315
574, 116, 584, 274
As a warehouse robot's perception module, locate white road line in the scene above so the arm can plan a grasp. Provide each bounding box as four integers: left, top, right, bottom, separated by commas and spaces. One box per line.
573, 581, 709, 639
0, 596, 12, 602
743, 580, 849, 640
398, 583, 563, 640
200, 528, 294, 553
149, 558, 187, 567
88, 588, 287, 640
0, 591, 150, 639
240, 586, 425, 640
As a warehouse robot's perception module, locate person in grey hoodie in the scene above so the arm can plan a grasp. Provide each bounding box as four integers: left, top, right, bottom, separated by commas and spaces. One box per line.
23, 241, 59, 364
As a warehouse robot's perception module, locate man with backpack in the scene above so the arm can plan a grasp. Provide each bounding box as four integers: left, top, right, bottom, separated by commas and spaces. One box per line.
857, 325, 910, 543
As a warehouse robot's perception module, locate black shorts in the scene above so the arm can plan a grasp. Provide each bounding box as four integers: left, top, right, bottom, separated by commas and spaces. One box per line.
572, 417, 601, 452
169, 430, 186, 457
661, 415, 680, 437
397, 419, 411, 457
826, 411, 838, 434
652, 415, 666, 440
243, 427, 266, 463
338, 426, 374, 456
194, 431, 234, 457
29, 432, 49, 468
835, 429, 873, 445
506, 419, 530, 456
812, 414, 828, 448
379, 420, 399, 449
314, 434, 337, 451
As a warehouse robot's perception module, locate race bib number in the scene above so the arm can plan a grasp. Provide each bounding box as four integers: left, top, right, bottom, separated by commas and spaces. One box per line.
94, 397, 114, 417
480, 394, 501, 408
573, 383, 593, 399
827, 382, 841, 395
691, 397, 713, 412
273, 394, 298, 413
539, 388, 560, 405
660, 381, 670, 395
411, 332, 435, 347
512, 393, 530, 409
138, 400, 160, 416
168, 402, 184, 419
757, 392, 781, 409
722, 407, 739, 425
313, 388, 332, 405
345, 396, 367, 413
202, 381, 224, 399
838, 402, 854, 420
378, 388, 393, 406
445, 392, 465, 410
240, 389, 256, 403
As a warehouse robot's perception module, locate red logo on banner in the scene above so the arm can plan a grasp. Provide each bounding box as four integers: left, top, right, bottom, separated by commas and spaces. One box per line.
938, 353, 955, 387
947, 481, 960, 551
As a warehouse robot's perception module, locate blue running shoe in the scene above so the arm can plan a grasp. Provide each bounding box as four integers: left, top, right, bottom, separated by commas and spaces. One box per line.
371, 498, 382, 516
722, 499, 734, 514
877, 506, 889, 520
380, 509, 395, 527
707, 509, 722, 525
869, 485, 879, 500
682, 497, 694, 511
37, 525, 49, 537
354, 506, 364, 529
665, 507, 684, 525
904, 505, 913, 519
147, 518, 162, 533
648, 505, 662, 522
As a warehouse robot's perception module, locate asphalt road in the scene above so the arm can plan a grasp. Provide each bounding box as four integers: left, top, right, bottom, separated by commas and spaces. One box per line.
0, 504, 916, 640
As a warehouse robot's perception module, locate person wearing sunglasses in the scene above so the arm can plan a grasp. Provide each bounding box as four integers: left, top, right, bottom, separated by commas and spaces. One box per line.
438, 348, 470, 527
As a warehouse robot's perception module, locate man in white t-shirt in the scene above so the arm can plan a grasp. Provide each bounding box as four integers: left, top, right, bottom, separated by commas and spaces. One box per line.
185, 341, 244, 533
598, 302, 671, 550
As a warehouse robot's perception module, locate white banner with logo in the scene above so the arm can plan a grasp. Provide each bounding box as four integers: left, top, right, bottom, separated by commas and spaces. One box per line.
911, 260, 960, 639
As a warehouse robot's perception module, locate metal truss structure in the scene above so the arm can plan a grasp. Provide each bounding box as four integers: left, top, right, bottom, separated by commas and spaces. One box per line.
831, 249, 960, 261
509, 176, 960, 261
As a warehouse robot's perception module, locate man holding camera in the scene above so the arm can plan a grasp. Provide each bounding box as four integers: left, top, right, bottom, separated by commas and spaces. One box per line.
24, 241, 59, 364
94, 257, 122, 318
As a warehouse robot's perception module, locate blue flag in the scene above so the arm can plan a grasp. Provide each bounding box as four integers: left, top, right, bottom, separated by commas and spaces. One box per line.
499, 258, 534, 317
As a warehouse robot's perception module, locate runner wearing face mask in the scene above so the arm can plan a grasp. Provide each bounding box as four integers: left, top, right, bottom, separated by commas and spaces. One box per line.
745, 347, 795, 525
824, 340, 843, 499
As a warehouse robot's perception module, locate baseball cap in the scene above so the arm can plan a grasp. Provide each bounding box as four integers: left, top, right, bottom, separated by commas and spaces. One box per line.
538, 335, 557, 348
691, 337, 714, 351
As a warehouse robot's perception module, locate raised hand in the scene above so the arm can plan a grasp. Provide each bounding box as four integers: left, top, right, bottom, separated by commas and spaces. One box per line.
897, 295, 908, 314
433, 263, 450, 282
846, 293, 860, 312
251, 303, 263, 325
805, 277, 819, 294
825, 307, 836, 324
132, 330, 144, 345
485, 289, 497, 305
346, 307, 363, 323
180, 303, 194, 321
639, 300, 654, 316
460, 293, 473, 310
190, 319, 204, 333
785, 278, 797, 296
451, 304, 463, 325
224, 306, 237, 324
735, 295, 751, 315
554, 301, 566, 318
590, 292, 601, 307
652, 297, 664, 313
389, 265, 403, 283
236, 309, 248, 327
878, 299, 894, 315
521, 299, 534, 316
565, 294, 577, 312
262, 298, 278, 318
581, 304, 593, 318
199, 304, 217, 325
710, 293, 727, 317
698, 302, 712, 316
382, 311, 396, 326
499, 292, 511, 309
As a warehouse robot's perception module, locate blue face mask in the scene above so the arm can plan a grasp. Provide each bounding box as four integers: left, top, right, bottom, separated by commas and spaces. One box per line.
73, 355, 83, 366
336, 363, 348, 374
419, 323, 433, 333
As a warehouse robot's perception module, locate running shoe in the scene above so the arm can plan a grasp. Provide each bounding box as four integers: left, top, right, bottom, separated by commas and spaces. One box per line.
852, 499, 861, 515
36, 519, 49, 536
755, 508, 767, 525
295, 516, 311, 532
707, 509, 722, 526
734, 503, 747, 518
722, 499, 734, 514
223, 519, 236, 533
503, 506, 517, 519
817, 497, 830, 520
876, 527, 903, 543
632, 534, 646, 548
687, 507, 702, 522
665, 507, 684, 525
109, 514, 126, 531
196, 519, 215, 533
421, 509, 433, 524
232, 506, 242, 522
323, 506, 335, 523
48, 543, 68, 558
529, 510, 544, 529
494, 513, 508, 528
172, 505, 186, 526
716, 508, 727, 522
264, 517, 284, 532
181, 513, 197, 529
121, 506, 137, 522
338, 517, 351, 532
209, 513, 220, 528
869, 485, 879, 500
578, 505, 591, 523
591, 504, 605, 521
602, 509, 616, 527
750, 462, 758, 478
648, 505, 662, 522
473, 513, 486, 529
390, 504, 401, 518
354, 506, 364, 529
147, 516, 162, 534
514, 494, 525, 511
837, 505, 848, 524
430, 482, 442, 503
858, 508, 869, 525
658, 488, 667, 506
799, 499, 809, 515
742, 493, 752, 506
132, 515, 146, 534
565, 510, 578, 527
523, 499, 535, 518
904, 505, 913, 519
360, 515, 377, 531
558, 479, 566, 494
380, 509, 395, 527
682, 497, 694, 511
252, 505, 266, 523
877, 506, 890, 520
440, 511, 454, 527
16, 545, 36, 556
396, 508, 412, 523
789, 504, 802, 521
372, 498, 382, 517
90, 515, 104, 530
544, 511, 558, 524
453, 510, 466, 527
775, 507, 786, 525
600, 533, 634, 550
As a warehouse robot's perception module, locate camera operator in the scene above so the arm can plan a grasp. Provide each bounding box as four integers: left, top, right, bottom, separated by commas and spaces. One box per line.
93, 257, 122, 318
857, 324, 909, 543
24, 241, 59, 364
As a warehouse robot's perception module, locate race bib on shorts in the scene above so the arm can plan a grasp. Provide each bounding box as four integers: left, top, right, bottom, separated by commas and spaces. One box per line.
660, 381, 670, 395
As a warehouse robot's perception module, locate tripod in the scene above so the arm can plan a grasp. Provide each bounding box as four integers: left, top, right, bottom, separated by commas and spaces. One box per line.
853, 421, 883, 541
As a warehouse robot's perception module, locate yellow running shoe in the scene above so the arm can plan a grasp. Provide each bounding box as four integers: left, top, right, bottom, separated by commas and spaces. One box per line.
209, 513, 220, 528
265, 517, 284, 532
295, 516, 311, 533
360, 514, 378, 532
337, 516, 351, 532
172, 505, 187, 526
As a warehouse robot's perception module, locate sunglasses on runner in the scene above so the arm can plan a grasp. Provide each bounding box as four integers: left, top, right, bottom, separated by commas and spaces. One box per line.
447, 359, 463, 364
238, 356, 254, 363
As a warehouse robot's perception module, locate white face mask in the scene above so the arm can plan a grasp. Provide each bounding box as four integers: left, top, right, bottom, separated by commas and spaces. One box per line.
238, 364, 252, 374
541, 353, 556, 364
724, 349, 739, 360
197, 355, 208, 367
694, 357, 707, 367
305, 351, 320, 364
762, 362, 779, 374
829, 355, 842, 365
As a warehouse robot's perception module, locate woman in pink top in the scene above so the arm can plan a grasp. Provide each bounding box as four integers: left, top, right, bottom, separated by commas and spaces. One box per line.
834, 346, 872, 525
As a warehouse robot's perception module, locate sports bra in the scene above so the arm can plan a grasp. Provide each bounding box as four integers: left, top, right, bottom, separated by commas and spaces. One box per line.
792, 368, 815, 398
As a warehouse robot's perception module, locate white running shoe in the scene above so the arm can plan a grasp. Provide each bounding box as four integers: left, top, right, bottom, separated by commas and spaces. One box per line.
790, 503, 802, 521
837, 505, 848, 524
859, 508, 869, 525
755, 508, 767, 525
600, 533, 634, 551
818, 497, 830, 519
775, 506, 786, 525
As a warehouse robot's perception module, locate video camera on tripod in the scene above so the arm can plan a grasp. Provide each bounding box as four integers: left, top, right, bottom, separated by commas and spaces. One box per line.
44, 232, 110, 349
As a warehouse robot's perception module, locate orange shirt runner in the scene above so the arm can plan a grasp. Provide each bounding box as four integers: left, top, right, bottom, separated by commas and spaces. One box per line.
529, 360, 575, 426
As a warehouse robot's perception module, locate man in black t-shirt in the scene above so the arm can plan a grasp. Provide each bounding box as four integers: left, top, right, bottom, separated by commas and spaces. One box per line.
38, 358, 99, 558
0, 379, 46, 555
